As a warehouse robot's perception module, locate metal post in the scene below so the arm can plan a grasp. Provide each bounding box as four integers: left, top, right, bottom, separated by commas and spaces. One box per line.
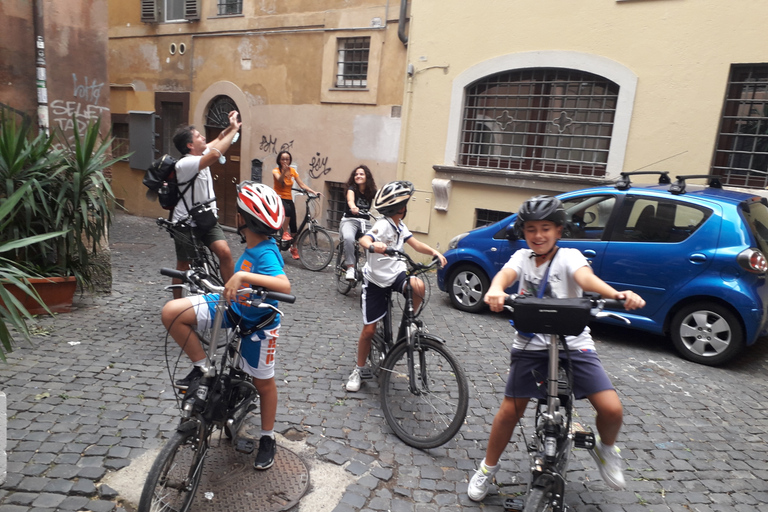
33, 0, 50, 136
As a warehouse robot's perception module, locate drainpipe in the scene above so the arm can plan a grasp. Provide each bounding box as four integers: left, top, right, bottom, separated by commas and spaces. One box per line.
398, 0, 408, 45
33, 0, 50, 136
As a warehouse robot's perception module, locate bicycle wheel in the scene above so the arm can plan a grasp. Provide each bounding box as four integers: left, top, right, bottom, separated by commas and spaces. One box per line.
138, 426, 206, 512
379, 334, 469, 449
524, 486, 555, 512
297, 226, 334, 271
334, 243, 352, 295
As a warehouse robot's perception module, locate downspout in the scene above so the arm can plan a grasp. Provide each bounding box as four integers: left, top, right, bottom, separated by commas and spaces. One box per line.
398, 0, 408, 45
33, 0, 49, 135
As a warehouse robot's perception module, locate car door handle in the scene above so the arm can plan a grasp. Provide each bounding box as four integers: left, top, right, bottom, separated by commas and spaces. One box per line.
689, 253, 707, 264
583, 250, 596, 258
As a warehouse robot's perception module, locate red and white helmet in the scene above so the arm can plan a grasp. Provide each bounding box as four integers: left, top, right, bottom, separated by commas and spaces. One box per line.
236, 181, 284, 235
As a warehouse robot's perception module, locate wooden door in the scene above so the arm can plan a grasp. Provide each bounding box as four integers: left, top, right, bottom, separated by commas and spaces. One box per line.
205, 126, 241, 227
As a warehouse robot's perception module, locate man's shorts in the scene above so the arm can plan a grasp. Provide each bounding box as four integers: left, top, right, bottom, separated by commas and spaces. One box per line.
186, 294, 279, 380
504, 348, 614, 400
171, 222, 226, 262
361, 272, 408, 325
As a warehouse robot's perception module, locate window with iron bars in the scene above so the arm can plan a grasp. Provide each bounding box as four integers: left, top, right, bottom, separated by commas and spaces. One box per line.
459, 68, 619, 177
111, 119, 130, 161
217, 0, 241, 15
326, 182, 346, 231
335, 37, 370, 88
712, 64, 768, 188
475, 208, 513, 229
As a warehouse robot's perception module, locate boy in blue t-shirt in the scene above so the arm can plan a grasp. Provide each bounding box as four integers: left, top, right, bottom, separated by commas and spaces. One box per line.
162, 182, 289, 471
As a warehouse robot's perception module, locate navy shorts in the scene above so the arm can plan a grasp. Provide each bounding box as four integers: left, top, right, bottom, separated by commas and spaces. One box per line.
361, 272, 408, 325
504, 348, 614, 400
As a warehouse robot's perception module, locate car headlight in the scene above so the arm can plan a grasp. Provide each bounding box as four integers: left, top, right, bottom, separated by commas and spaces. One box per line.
448, 232, 469, 250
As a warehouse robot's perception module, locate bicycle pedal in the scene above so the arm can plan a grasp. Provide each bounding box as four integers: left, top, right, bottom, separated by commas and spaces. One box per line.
573, 430, 595, 449
234, 437, 255, 454
503, 498, 525, 512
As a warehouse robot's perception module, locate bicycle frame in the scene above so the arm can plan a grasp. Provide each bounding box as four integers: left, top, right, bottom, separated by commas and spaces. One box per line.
276, 189, 319, 250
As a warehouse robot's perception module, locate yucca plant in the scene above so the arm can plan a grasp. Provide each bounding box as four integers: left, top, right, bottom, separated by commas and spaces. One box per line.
0, 114, 119, 359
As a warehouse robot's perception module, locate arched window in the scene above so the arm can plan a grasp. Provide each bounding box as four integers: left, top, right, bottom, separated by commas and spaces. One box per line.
459, 68, 619, 177
206, 95, 239, 128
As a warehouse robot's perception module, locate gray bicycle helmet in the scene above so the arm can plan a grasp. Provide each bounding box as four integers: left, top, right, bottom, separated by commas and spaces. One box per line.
373, 180, 414, 216
513, 195, 566, 237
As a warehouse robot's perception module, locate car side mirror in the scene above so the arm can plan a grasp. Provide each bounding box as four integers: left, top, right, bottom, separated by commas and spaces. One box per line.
505, 226, 519, 241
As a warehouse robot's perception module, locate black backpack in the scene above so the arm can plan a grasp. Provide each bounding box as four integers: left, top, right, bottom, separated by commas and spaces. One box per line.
143, 154, 193, 210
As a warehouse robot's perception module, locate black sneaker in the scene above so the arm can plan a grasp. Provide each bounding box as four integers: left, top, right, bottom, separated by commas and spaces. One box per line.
253, 435, 276, 470
175, 366, 204, 389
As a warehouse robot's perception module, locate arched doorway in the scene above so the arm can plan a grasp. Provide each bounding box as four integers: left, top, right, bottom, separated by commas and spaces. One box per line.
205, 95, 241, 227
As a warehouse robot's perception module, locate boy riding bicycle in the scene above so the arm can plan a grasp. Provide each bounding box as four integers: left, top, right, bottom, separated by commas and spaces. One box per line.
161, 182, 290, 471
468, 195, 646, 501
346, 180, 447, 392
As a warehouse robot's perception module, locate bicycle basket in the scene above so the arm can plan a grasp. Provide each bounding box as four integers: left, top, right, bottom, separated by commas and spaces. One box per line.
511, 297, 591, 336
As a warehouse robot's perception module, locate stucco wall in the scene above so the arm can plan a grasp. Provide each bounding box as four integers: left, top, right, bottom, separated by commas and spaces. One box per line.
108, 1, 407, 223
400, 0, 768, 248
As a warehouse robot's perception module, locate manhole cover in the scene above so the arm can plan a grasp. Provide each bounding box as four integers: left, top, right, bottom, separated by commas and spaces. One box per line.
188, 437, 310, 512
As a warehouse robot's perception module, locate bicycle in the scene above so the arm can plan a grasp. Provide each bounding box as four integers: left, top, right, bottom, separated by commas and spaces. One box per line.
333, 215, 373, 295
275, 187, 334, 271
138, 267, 296, 512
501, 294, 629, 512
367, 248, 469, 449
157, 198, 224, 295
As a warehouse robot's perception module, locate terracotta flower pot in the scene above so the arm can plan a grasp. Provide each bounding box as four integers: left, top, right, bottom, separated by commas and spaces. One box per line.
1, 276, 78, 315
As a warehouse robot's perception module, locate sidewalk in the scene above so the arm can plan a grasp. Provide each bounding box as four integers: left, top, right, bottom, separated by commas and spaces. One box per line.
1, 211, 768, 511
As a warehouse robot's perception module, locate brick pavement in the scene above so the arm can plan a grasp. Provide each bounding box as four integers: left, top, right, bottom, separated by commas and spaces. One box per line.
1, 211, 768, 511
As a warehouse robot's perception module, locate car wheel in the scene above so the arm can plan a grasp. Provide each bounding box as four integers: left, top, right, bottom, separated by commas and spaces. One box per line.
670, 302, 745, 366
448, 265, 489, 313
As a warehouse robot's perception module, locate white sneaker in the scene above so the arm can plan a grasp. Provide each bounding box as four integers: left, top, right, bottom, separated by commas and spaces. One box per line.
467, 460, 498, 502
345, 267, 356, 281
589, 439, 625, 490
346, 368, 362, 392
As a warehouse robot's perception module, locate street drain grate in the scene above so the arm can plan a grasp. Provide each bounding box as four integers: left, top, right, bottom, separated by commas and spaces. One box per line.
187, 437, 310, 512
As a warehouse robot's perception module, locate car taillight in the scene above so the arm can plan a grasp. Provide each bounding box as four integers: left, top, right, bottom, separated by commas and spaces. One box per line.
737, 248, 768, 273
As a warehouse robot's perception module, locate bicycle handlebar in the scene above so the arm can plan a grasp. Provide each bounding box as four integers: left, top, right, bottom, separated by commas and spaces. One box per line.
156, 197, 218, 229
160, 267, 296, 304
368, 247, 441, 273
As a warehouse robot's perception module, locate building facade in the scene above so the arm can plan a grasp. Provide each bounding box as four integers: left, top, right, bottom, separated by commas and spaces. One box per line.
109, 0, 409, 228
398, 0, 768, 248
0, 0, 110, 144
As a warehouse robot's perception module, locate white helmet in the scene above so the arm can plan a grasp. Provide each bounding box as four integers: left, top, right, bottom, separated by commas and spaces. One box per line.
373, 180, 414, 216
236, 182, 284, 235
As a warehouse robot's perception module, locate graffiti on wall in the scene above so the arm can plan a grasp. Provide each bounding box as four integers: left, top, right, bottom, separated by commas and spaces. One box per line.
259, 134, 333, 179
50, 73, 109, 148
308, 152, 332, 179
259, 134, 293, 154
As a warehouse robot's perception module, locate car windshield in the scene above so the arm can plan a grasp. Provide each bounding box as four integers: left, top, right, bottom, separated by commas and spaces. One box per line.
741, 197, 768, 256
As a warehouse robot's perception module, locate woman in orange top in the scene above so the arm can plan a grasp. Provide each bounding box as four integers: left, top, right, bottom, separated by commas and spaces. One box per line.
272, 150, 320, 259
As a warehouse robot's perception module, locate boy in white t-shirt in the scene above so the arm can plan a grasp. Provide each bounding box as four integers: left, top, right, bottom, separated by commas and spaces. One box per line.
467, 195, 646, 501
345, 181, 447, 392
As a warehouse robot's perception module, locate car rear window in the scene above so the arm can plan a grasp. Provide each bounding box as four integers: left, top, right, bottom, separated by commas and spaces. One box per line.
741, 198, 768, 255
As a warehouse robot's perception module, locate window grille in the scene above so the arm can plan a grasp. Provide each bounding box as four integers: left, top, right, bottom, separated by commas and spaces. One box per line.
475, 208, 513, 228
217, 0, 242, 15
712, 64, 768, 188
335, 37, 370, 88
326, 182, 346, 231
459, 68, 619, 177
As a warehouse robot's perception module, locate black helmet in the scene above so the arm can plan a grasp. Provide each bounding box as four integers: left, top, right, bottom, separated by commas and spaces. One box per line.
513, 195, 565, 236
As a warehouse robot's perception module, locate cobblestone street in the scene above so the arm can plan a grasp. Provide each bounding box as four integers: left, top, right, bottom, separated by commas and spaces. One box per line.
1, 211, 768, 511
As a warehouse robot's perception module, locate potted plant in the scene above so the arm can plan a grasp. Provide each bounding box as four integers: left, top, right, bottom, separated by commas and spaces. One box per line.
0, 113, 119, 359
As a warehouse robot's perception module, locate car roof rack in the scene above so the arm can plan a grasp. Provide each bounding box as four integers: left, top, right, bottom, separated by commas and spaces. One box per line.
669, 174, 723, 195
615, 171, 671, 190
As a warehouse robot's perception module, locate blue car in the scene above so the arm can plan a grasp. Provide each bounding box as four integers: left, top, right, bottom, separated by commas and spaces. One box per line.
437, 172, 768, 366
